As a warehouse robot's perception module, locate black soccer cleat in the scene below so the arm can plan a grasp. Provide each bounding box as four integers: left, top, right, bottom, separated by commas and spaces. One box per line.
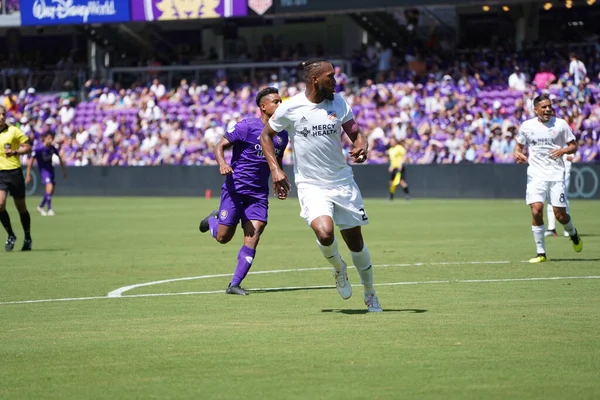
226, 284, 249, 296
5, 235, 16, 252
21, 239, 32, 252
199, 210, 218, 233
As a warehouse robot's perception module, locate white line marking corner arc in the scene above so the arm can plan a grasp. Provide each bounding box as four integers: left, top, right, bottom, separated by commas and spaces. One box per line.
107, 260, 512, 298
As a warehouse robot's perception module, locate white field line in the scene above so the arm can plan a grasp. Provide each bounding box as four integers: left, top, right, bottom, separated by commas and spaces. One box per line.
0, 275, 599, 306
106, 260, 511, 298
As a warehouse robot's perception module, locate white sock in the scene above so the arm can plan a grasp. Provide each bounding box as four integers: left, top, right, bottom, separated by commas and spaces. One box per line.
547, 205, 556, 231
532, 225, 546, 255
562, 217, 577, 236
316, 237, 344, 273
351, 245, 375, 294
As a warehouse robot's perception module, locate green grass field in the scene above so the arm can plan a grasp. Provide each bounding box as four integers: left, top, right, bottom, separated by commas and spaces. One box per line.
1, 197, 599, 400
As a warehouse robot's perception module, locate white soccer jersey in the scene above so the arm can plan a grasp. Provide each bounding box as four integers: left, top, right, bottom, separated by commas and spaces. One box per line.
269, 92, 355, 186
516, 117, 576, 182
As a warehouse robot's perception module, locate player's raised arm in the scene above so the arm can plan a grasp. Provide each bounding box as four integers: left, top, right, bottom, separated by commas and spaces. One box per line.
214, 136, 234, 175
342, 119, 368, 163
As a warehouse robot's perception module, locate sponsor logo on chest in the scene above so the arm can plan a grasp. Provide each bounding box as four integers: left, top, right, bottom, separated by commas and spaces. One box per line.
298, 109, 340, 138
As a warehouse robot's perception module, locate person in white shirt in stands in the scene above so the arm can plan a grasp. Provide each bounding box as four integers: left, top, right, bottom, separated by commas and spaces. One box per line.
508, 66, 527, 92
569, 53, 587, 86
514, 94, 583, 263
260, 58, 382, 312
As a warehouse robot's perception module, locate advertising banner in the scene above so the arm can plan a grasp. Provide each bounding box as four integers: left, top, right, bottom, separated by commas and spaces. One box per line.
131, 0, 248, 21
20, 0, 131, 26
273, 0, 467, 14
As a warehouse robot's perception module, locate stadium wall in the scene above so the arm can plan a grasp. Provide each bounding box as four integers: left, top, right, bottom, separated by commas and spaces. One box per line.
24, 164, 600, 200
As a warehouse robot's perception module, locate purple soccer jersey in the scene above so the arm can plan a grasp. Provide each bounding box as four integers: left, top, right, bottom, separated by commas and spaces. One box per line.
223, 117, 288, 200
33, 145, 58, 184
217, 117, 288, 226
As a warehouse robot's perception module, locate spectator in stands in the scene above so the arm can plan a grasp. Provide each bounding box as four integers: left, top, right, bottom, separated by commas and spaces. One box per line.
569, 53, 587, 86
508, 66, 527, 92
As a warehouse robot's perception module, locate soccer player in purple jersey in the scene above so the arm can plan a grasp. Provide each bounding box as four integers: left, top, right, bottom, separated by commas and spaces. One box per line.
199, 87, 289, 296
25, 132, 67, 217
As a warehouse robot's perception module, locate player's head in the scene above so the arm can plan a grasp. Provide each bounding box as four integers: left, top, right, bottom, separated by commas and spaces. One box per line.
255, 87, 282, 118
42, 131, 54, 146
301, 58, 335, 101
570, 52, 577, 61
533, 94, 553, 122
389, 137, 398, 147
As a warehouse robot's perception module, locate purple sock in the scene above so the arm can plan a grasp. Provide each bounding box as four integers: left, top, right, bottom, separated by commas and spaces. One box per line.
230, 245, 256, 286
208, 217, 219, 239
45, 193, 52, 210
39, 195, 47, 208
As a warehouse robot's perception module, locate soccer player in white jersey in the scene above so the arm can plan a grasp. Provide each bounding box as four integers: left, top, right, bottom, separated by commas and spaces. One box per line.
514, 94, 583, 263
259, 58, 382, 312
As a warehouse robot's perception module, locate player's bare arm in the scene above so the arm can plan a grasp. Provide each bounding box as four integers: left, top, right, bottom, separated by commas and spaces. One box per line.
342, 119, 368, 163
550, 139, 578, 159
58, 154, 67, 179
514, 142, 528, 165
25, 156, 34, 185
214, 137, 234, 175
275, 157, 287, 200
259, 124, 290, 195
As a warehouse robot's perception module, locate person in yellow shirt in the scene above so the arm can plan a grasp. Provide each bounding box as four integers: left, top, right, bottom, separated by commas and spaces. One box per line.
388, 137, 410, 200
0, 105, 33, 251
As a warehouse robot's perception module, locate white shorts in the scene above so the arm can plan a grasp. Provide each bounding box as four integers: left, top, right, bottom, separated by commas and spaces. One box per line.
526, 177, 567, 207
297, 181, 369, 231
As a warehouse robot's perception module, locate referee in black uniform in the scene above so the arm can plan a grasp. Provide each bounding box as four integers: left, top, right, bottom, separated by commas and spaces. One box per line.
0, 105, 33, 251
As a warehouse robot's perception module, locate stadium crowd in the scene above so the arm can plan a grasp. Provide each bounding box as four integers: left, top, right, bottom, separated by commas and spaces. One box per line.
2, 47, 600, 167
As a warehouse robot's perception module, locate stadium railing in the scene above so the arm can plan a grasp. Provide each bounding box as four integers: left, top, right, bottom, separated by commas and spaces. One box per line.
107, 59, 353, 89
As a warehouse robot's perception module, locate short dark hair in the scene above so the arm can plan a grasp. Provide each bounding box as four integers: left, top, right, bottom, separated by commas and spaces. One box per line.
300, 58, 328, 83
43, 131, 54, 138
255, 87, 279, 107
533, 94, 551, 107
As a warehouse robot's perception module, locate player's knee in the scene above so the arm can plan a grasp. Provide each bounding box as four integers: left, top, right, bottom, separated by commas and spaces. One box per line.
315, 230, 335, 247
215, 233, 233, 244
554, 209, 569, 223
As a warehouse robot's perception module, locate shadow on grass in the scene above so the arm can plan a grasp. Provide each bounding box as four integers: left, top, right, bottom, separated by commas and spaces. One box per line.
321, 309, 428, 315
251, 286, 332, 294
551, 258, 600, 262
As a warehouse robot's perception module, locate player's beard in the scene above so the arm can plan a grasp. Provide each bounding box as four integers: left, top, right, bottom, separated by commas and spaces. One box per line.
319, 85, 334, 101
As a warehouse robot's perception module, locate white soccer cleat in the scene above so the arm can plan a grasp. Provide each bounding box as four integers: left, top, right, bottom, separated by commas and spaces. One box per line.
364, 293, 383, 312
36, 207, 47, 216
334, 261, 352, 300
46, 209, 55, 216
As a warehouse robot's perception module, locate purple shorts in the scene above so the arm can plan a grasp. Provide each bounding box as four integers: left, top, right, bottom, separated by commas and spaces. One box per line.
40, 169, 55, 185
218, 188, 268, 226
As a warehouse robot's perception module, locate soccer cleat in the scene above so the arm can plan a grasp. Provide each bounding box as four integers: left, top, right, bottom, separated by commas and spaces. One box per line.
46, 209, 55, 217
570, 231, 583, 253
529, 254, 547, 263
364, 292, 383, 312
5, 235, 16, 252
36, 206, 47, 216
544, 229, 558, 237
226, 284, 249, 296
334, 261, 352, 300
21, 239, 32, 252
199, 210, 218, 233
